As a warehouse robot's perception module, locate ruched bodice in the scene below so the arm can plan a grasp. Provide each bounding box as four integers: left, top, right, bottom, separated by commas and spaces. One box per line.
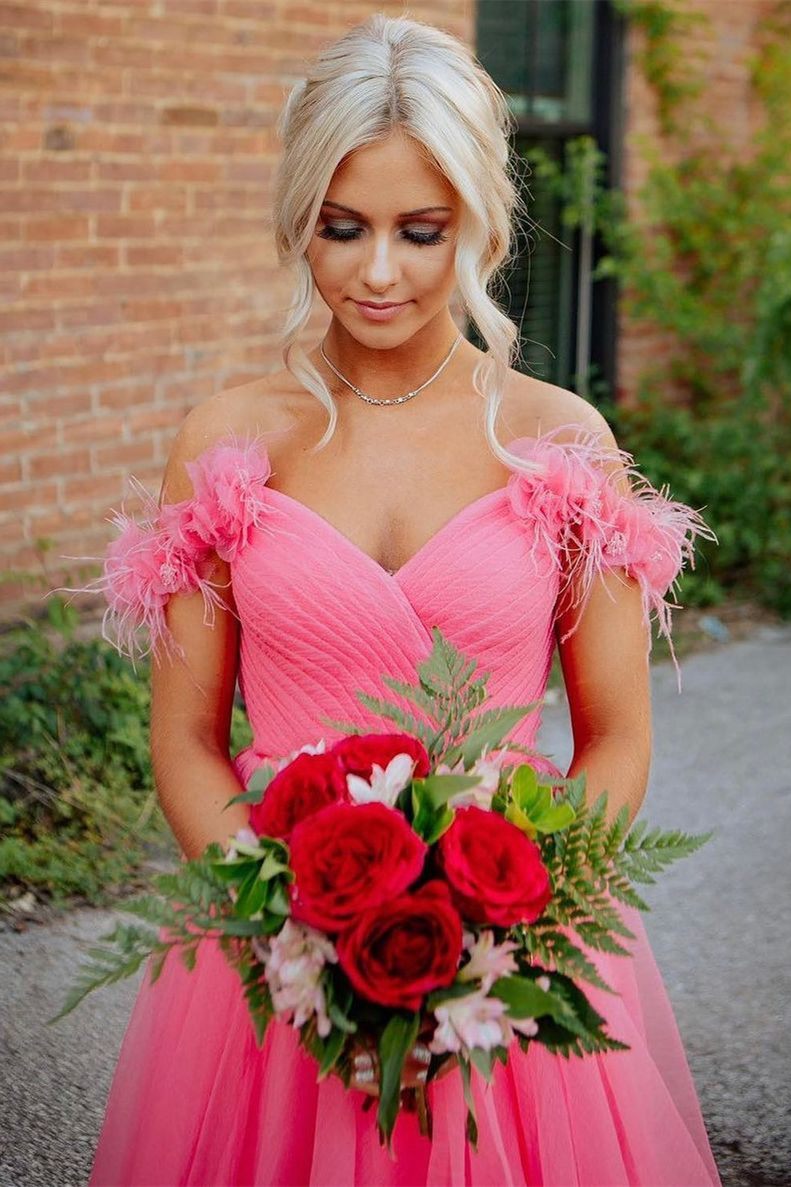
77, 421, 715, 787
231, 477, 562, 784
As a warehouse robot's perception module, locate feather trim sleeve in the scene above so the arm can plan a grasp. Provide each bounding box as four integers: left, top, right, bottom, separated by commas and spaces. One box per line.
506, 425, 718, 689
55, 436, 273, 662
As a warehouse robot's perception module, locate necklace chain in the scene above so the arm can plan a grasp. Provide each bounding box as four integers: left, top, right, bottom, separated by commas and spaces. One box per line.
319, 333, 462, 406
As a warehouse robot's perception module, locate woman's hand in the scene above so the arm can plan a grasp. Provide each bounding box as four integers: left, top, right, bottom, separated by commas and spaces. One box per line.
348, 1039, 458, 1096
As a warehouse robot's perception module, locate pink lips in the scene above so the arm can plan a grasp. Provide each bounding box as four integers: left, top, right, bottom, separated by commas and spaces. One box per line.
353, 299, 410, 323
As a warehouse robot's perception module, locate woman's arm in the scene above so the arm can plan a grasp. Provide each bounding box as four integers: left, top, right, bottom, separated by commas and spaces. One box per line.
553, 413, 654, 830
555, 565, 653, 830
149, 411, 250, 861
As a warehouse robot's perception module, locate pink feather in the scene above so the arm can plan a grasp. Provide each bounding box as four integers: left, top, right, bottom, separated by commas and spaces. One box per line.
506, 425, 718, 690
56, 436, 273, 662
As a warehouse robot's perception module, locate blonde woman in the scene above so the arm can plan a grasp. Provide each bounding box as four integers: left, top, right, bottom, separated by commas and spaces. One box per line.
84, 14, 721, 1186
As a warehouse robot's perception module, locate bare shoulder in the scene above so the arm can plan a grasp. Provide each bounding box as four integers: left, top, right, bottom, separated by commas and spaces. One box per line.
501, 371, 618, 448
160, 369, 302, 502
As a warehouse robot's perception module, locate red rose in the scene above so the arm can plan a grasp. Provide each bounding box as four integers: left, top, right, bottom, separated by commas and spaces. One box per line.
330, 732, 430, 781
336, 880, 463, 1010
288, 802, 427, 932
248, 751, 349, 841
436, 805, 552, 927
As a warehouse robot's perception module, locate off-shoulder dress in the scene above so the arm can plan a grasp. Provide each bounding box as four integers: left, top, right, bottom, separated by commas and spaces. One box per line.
78, 423, 721, 1186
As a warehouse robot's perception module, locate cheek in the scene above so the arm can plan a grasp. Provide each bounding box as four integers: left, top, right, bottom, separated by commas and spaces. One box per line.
307, 240, 357, 290
411, 246, 457, 295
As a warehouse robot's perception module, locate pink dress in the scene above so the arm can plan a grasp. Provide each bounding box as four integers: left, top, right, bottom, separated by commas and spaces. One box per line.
83, 422, 722, 1186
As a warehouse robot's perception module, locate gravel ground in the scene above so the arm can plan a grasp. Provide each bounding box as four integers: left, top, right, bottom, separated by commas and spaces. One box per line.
1, 624, 790, 1187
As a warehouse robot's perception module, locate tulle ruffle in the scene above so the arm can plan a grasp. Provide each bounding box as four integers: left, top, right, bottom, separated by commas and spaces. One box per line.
506, 426, 718, 689
88, 846, 722, 1184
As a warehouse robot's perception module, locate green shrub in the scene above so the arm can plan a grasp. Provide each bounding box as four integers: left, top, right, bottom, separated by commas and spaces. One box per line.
598, 389, 791, 616
0, 597, 253, 909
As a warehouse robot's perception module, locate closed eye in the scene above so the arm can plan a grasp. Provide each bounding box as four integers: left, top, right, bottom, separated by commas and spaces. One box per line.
317, 224, 448, 247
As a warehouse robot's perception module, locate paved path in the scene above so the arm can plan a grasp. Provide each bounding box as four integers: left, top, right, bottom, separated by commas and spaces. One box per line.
2, 626, 790, 1187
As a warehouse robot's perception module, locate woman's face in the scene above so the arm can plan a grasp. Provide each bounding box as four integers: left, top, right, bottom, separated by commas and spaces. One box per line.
306, 128, 460, 349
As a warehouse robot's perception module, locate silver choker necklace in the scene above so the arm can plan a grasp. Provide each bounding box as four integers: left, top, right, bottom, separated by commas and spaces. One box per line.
319, 334, 462, 406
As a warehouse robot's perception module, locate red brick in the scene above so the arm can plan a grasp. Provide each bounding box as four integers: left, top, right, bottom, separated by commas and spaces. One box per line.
29, 449, 91, 481
94, 215, 157, 239
22, 159, 91, 184
24, 215, 91, 242
95, 439, 156, 470
0, 307, 56, 333
55, 244, 120, 269
0, 216, 23, 242
61, 473, 126, 505
0, 481, 57, 515
25, 389, 92, 417
56, 11, 125, 38
60, 415, 126, 446
22, 272, 97, 300
0, 457, 22, 485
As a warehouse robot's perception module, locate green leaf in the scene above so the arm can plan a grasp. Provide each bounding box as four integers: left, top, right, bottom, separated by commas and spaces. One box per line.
458, 1056, 479, 1149
411, 798, 454, 845
376, 1012, 420, 1152
316, 1026, 347, 1078
225, 786, 267, 806
413, 773, 481, 811
442, 705, 540, 770
511, 763, 546, 812
46, 922, 163, 1024
233, 867, 271, 918
468, 1046, 495, 1083
247, 763, 276, 794
425, 980, 482, 1010
258, 851, 291, 881
180, 943, 198, 972
535, 802, 577, 833
488, 975, 558, 1020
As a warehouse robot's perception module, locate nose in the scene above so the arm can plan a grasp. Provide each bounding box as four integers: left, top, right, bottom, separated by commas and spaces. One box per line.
360, 231, 400, 294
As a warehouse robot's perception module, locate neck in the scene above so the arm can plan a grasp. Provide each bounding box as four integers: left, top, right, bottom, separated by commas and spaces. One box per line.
319, 308, 462, 400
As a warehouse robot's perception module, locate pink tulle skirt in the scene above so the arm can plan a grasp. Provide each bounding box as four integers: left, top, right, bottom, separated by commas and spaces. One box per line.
88, 894, 721, 1186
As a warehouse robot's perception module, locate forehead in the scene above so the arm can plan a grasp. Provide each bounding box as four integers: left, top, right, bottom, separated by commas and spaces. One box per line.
324, 128, 457, 214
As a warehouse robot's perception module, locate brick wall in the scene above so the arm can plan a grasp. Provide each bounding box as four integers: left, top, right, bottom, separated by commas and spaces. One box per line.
0, 0, 473, 618
617, 0, 776, 402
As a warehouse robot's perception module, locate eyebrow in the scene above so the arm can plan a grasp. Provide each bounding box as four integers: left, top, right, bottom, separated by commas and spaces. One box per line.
320, 200, 452, 218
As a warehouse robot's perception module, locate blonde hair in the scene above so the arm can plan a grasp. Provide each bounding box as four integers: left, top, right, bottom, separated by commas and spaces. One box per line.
272, 12, 541, 474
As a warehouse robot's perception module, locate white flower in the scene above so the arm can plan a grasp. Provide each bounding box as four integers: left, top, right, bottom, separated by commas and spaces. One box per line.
509, 1015, 539, 1038
536, 975, 551, 993
251, 935, 271, 964
278, 738, 328, 769
224, 825, 261, 861
437, 746, 504, 810
429, 989, 513, 1057
457, 929, 520, 992
262, 918, 338, 1038
346, 752, 416, 807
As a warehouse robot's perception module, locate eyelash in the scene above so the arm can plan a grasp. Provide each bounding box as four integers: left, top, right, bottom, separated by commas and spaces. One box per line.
318, 225, 448, 247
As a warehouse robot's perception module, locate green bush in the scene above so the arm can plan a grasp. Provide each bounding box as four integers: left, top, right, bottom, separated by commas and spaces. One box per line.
598, 390, 791, 616
0, 597, 253, 909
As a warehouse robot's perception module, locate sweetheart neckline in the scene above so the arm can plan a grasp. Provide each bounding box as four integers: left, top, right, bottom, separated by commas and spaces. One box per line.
261, 482, 511, 583
252, 425, 601, 582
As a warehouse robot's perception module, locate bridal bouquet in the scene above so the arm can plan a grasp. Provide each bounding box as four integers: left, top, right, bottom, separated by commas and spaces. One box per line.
50, 627, 711, 1152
